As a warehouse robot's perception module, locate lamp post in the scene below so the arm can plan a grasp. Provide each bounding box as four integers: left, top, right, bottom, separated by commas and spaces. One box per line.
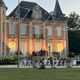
48, 45, 51, 57
17, 0, 20, 68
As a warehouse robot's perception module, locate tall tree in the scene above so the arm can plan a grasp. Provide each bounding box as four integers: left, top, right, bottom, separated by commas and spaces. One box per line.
68, 12, 80, 31
68, 30, 80, 53
68, 12, 80, 55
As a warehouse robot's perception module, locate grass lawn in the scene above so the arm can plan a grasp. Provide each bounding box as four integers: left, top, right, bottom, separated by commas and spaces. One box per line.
0, 68, 80, 80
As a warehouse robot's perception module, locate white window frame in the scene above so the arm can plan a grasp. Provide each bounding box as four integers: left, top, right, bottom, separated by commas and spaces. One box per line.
35, 43, 41, 51
57, 26, 62, 37
9, 22, 16, 37
35, 25, 41, 35
47, 26, 52, 36
20, 23, 27, 38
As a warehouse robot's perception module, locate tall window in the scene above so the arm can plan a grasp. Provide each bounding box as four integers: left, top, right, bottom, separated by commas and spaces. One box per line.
0, 14, 1, 19
3, 22, 5, 32
35, 25, 40, 35
20, 23, 26, 38
9, 23, 15, 37
47, 26, 52, 36
3, 11, 5, 16
57, 26, 62, 37
35, 43, 41, 51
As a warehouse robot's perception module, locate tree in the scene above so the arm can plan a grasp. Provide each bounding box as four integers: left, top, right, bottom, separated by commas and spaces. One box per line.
68, 12, 80, 55
68, 12, 80, 31
68, 30, 80, 54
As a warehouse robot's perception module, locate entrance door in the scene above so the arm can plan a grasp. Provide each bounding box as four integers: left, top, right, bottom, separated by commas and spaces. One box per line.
48, 44, 53, 56
57, 42, 63, 58
8, 41, 16, 56
35, 43, 41, 51
20, 43, 26, 56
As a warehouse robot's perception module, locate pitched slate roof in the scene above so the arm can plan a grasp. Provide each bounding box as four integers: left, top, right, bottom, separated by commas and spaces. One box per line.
51, 0, 67, 21
8, 1, 50, 20
0, 0, 7, 9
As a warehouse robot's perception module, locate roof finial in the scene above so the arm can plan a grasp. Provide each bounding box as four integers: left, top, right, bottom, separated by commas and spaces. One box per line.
53, 0, 63, 17
51, 0, 67, 20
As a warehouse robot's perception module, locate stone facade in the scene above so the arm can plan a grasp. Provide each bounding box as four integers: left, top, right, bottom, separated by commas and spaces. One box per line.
0, 0, 68, 59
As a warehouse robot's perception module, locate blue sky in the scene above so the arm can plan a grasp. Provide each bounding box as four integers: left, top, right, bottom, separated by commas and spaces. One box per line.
4, 0, 80, 16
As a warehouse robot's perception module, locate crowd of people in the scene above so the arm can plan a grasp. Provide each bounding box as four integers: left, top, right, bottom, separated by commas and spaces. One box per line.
32, 50, 48, 56
17, 50, 80, 68
20, 57, 66, 68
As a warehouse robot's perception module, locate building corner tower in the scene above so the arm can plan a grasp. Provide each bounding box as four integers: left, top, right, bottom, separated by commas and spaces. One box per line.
0, 0, 7, 58
51, 0, 68, 59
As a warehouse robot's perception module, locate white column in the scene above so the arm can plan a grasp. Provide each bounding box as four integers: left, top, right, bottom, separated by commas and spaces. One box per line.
0, 8, 3, 58
4, 20, 7, 57
66, 22, 69, 58
29, 22, 33, 54
42, 26, 47, 50
64, 22, 69, 58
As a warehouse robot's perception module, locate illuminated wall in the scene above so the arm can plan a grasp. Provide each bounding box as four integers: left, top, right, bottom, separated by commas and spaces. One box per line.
53, 40, 66, 52
4, 20, 68, 58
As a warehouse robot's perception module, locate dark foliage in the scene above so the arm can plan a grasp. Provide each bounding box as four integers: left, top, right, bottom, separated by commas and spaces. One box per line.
68, 30, 80, 54
68, 12, 80, 31
68, 12, 80, 55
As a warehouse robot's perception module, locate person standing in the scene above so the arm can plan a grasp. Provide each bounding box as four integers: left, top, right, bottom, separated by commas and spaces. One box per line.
50, 57, 53, 68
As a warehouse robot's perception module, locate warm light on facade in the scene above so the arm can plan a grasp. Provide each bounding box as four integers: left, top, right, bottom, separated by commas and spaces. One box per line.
7, 41, 16, 51
0, 0, 68, 59
57, 40, 66, 52
53, 40, 66, 52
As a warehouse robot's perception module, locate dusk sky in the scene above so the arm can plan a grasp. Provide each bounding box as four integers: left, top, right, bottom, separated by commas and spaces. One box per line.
4, 0, 80, 16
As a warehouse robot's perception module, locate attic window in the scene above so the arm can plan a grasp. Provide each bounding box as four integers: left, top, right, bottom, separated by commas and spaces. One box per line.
45, 12, 47, 14
32, 5, 42, 19
36, 5, 39, 11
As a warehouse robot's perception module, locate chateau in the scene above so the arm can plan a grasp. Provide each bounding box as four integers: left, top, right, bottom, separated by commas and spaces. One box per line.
0, 0, 68, 59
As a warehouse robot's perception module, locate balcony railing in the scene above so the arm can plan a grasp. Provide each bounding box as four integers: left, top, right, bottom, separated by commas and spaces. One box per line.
33, 34, 43, 39
8, 34, 15, 38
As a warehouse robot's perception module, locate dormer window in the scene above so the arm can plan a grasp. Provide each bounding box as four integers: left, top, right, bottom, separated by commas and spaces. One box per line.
35, 5, 39, 11
32, 5, 42, 19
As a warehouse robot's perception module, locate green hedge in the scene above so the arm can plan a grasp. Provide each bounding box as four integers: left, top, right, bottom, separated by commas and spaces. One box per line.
0, 57, 18, 65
